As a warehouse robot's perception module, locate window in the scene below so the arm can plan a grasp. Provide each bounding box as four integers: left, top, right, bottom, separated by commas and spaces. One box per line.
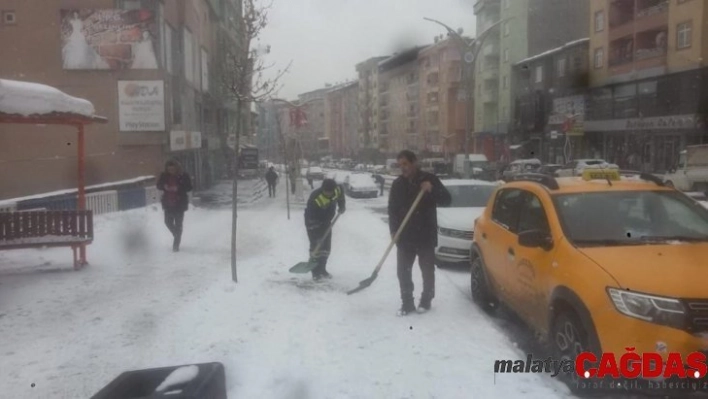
504, 22, 509, 37
492, 189, 524, 231
594, 48, 604, 68
502, 75, 508, 89
535, 65, 543, 83
165, 24, 174, 74
518, 193, 550, 234
183, 28, 194, 83
677, 21, 692, 49
557, 58, 566, 77
594, 11, 605, 32
2, 10, 16, 25
504, 48, 509, 62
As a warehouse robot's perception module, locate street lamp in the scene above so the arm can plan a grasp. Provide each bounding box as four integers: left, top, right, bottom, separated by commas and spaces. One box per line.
424, 16, 510, 178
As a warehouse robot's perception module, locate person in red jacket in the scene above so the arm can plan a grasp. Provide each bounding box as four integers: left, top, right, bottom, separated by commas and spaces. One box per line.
157, 160, 193, 252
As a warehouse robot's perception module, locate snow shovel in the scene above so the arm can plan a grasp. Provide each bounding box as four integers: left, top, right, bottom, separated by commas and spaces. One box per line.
347, 189, 425, 295
289, 212, 342, 274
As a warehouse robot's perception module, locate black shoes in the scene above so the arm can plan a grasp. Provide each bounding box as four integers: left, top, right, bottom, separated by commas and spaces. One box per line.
418, 297, 432, 313
397, 301, 416, 316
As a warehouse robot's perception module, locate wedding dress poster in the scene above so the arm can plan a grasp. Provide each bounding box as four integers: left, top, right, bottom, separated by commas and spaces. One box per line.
60, 9, 158, 70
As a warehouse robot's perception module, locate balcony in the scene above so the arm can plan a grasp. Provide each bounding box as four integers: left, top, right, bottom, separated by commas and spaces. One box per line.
636, 0, 668, 19
635, 28, 667, 61
609, 36, 634, 67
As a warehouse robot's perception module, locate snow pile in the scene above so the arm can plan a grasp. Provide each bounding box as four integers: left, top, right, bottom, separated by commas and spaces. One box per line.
0, 79, 95, 117
154, 365, 199, 392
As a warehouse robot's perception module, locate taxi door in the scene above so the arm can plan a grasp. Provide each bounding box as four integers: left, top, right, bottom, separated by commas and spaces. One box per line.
506, 190, 558, 331
481, 188, 525, 304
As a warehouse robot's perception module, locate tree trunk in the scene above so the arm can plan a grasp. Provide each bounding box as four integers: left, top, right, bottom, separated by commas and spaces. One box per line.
231, 97, 242, 282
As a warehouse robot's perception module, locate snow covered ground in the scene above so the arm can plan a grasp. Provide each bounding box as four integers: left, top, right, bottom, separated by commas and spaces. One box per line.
0, 177, 659, 398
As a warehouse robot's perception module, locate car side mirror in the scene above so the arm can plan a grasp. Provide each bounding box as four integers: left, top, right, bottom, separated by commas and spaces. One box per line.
518, 230, 553, 251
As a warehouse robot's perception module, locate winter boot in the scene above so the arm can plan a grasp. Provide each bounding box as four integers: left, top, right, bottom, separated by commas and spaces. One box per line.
397, 300, 416, 316
173, 235, 181, 252
418, 297, 432, 313
321, 271, 332, 279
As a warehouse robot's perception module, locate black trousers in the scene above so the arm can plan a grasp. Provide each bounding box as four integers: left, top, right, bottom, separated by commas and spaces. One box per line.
379, 183, 384, 196
164, 210, 185, 242
397, 245, 435, 304
267, 182, 276, 197
307, 227, 332, 277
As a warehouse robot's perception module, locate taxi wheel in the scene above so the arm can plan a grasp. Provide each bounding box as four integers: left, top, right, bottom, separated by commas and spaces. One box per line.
470, 256, 497, 314
551, 311, 597, 393
665, 180, 674, 188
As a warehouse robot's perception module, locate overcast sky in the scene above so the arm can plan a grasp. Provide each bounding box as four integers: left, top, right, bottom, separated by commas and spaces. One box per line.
259, 0, 477, 100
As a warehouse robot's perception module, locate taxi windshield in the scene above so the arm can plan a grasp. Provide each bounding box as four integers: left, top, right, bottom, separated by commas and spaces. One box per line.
553, 191, 708, 246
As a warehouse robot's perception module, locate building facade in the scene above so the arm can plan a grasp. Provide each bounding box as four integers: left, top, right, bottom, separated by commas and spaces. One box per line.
355, 57, 386, 158
297, 88, 327, 160
473, 0, 589, 161
585, 0, 708, 172
0, 0, 241, 199
378, 47, 424, 154
513, 39, 591, 164
418, 37, 470, 158
324, 81, 359, 158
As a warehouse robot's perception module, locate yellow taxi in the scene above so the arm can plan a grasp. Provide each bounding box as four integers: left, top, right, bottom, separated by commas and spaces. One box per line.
470, 169, 708, 390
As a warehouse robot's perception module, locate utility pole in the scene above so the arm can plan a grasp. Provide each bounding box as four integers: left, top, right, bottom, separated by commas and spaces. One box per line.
424, 17, 509, 178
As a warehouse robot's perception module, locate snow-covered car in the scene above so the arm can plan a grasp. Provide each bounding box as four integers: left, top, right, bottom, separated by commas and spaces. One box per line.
344, 174, 378, 198
501, 159, 541, 181
435, 180, 497, 265
555, 159, 618, 177
306, 166, 325, 180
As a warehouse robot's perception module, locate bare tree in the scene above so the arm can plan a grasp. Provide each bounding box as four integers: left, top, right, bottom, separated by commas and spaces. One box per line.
221, 0, 291, 282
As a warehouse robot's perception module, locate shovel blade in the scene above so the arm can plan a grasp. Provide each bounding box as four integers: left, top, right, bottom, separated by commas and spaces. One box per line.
346, 273, 378, 295
289, 259, 318, 274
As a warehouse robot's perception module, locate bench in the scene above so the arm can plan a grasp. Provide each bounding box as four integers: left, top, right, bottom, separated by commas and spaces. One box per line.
0, 210, 94, 269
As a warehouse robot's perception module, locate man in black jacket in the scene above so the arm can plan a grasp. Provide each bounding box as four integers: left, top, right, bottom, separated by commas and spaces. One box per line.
157, 160, 193, 252
388, 150, 451, 315
372, 173, 385, 196
265, 166, 278, 198
304, 179, 345, 280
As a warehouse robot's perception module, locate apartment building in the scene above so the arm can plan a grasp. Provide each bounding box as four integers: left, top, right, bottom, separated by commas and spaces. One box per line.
473, 0, 589, 161
297, 87, 328, 159
418, 37, 470, 157
355, 57, 386, 157
324, 81, 359, 158
378, 47, 424, 154
0, 0, 241, 199
513, 39, 591, 164
585, 0, 708, 172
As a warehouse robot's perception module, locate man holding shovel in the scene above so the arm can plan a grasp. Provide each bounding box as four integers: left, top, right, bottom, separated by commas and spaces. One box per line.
389, 150, 451, 315
304, 178, 345, 280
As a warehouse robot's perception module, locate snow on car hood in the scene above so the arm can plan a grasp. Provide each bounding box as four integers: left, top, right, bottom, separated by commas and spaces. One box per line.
437, 207, 485, 231
578, 244, 708, 298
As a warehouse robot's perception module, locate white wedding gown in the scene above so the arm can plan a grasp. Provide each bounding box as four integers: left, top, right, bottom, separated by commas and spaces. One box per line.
131, 39, 158, 69
62, 18, 109, 69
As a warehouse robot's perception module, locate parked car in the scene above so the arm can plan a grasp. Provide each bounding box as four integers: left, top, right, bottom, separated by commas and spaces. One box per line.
306, 166, 325, 180
537, 164, 562, 176
435, 179, 497, 265
469, 169, 708, 393
501, 159, 542, 181
663, 144, 708, 191
344, 174, 379, 198
555, 159, 618, 177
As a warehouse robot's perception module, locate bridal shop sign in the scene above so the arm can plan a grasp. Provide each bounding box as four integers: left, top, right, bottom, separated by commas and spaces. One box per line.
60, 9, 158, 70
118, 81, 165, 132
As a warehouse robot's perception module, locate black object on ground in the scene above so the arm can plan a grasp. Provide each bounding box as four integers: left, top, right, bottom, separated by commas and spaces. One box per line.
90, 362, 226, 399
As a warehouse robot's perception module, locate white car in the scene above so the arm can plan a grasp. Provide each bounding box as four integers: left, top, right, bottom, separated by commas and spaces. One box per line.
344, 174, 379, 198
435, 180, 498, 265
555, 159, 619, 177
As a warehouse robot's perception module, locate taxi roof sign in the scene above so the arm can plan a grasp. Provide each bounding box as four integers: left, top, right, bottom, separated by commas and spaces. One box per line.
581, 169, 620, 181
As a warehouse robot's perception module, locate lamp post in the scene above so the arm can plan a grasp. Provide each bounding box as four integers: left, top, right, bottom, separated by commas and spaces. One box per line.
424, 17, 509, 178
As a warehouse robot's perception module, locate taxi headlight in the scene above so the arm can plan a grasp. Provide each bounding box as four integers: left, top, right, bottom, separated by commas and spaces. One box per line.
607, 288, 686, 330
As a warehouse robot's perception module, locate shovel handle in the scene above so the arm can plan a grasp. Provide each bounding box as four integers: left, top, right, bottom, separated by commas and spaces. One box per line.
311, 212, 341, 256
372, 189, 426, 274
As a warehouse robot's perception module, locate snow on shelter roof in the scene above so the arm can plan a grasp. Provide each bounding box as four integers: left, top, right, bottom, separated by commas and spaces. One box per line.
0, 79, 96, 118
515, 38, 590, 66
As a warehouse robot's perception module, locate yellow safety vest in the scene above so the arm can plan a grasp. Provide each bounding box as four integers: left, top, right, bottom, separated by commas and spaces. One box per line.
314, 187, 341, 208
